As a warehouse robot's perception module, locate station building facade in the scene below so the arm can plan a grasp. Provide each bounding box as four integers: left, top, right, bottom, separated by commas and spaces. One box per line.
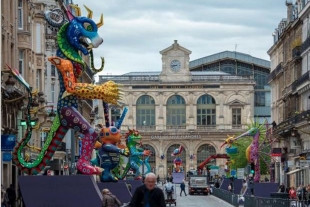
95, 40, 270, 177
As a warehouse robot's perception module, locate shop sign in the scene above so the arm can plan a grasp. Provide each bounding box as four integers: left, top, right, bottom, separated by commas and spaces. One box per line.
1, 135, 16, 151
2, 152, 12, 161
150, 134, 201, 140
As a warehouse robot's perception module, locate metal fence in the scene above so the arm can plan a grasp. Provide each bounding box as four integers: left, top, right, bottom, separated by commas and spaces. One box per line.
212, 187, 310, 207
212, 187, 239, 207
244, 196, 309, 207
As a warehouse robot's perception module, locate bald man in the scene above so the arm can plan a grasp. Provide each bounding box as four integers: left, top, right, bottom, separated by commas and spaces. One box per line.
128, 173, 165, 207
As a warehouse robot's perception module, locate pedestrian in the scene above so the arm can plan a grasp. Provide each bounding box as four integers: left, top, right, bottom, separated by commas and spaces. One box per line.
241, 179, 247, 195
157, 175, 160, 184
101, 188, 121, 207
180, 181, 187, 196
6, 184, 16, 207
128, 172, 165, 207
165, 182, 174, 200
228, 183, 233, 193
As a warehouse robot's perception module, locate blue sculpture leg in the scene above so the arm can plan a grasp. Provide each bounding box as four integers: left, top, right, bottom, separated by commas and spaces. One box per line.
100, 164, 118, 182
130, 161, 141, 178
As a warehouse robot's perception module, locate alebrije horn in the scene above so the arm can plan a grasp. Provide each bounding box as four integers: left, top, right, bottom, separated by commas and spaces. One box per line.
103, 102, 110, 128
116, 107, 128, 130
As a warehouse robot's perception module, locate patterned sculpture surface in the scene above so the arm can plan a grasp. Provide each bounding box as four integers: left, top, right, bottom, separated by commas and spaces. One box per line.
12, 4, 121, 175
171, 145, 184, 173
120, 129, 152, 180
91, 104, 129, 182
221, 121, 275, 183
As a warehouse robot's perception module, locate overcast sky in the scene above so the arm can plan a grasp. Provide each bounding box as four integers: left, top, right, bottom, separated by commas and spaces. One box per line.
72, 0, 287, 76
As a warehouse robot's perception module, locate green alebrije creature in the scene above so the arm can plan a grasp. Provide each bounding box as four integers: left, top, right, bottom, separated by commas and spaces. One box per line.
16, 115, 61, 168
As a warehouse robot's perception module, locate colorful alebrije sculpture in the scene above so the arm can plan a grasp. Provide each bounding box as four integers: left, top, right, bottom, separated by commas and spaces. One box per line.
171, 145, 184, 173
12, 4, 121, 175
91, 103, 129, 182
221, 120, 274, 183
120, 129, 152, 180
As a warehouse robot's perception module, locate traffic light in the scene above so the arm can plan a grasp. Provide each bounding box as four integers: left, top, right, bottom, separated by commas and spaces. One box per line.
250, 162, 255, 175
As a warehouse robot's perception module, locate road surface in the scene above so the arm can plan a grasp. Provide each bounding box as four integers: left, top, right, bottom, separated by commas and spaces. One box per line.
158, 182, 234, 207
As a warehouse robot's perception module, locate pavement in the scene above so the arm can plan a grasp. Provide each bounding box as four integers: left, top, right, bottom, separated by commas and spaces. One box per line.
158, 182, 234, 207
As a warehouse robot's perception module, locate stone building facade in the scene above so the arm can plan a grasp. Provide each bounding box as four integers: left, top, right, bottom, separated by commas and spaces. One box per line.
95, 40, 270, 177
268, 0, 310, 187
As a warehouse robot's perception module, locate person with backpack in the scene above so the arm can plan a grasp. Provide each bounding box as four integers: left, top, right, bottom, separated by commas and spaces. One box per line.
165, 182, 174, 200
102, 189, 121, 207
180, 181, 187, 196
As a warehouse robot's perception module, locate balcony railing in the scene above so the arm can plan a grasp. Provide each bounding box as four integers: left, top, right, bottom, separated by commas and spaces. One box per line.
268, 62, 283, 82
136, 125, 156, 130
292, 46, 301, 60
274, 109, 310, 131
292, 70, 310, 91
301, 35, 310, 54
99, 75, 253, 84
120, 124, 249, 132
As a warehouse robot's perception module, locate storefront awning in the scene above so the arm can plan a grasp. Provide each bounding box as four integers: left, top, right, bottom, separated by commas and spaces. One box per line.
286, 169, 302, 175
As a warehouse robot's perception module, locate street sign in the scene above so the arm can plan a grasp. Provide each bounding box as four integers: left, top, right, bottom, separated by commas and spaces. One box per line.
2, 152, 12, 161
237, 168, 245, 179
230, 170, 236, 177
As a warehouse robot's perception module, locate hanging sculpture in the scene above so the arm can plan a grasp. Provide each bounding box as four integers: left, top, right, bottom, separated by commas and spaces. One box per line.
91, 103, 129, 182
12, 4, 121, 175
171, 145, 184, 173
119, 129, 152, 180
220, 120, 277, 182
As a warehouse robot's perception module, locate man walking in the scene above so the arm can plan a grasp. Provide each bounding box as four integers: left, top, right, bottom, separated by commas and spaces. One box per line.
180, 181, 187, 196
101, 188, 121, 207
129, 172, 165, 207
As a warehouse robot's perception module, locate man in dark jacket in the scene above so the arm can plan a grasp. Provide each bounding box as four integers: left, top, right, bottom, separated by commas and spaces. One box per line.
6, 184, 16, 207
180, 181, 187, 196
129, 173, 165, 207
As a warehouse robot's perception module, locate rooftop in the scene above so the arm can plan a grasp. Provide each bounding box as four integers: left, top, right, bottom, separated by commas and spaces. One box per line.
189, 51, 271, 69
98, 71, 254, 84
122, 71, 230, 76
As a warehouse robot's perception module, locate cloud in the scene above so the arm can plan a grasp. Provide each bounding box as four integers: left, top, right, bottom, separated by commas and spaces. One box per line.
70, 0, 287, 75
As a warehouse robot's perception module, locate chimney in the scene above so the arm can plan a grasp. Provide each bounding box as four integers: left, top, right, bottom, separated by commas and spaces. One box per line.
286, 0, 293, 22
173, 40, 178, 49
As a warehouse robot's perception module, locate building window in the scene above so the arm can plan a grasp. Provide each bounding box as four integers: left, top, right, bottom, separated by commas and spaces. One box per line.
142, 144, 156, 171
197, 95, 216, 126
166, 95, 186, 127
36, 69, 41, 91
255, 91, 266, 106
36, 23, 41, 53
166, 144, 186, 174
232, 108, 241, 126
136, 95, 155, 128
196, 144, 216, 168
18, 0, 23, 29
18, 50, 24, 75
51, 65, 56, 76
51, 84, 55, 103
111, 108, 121, 125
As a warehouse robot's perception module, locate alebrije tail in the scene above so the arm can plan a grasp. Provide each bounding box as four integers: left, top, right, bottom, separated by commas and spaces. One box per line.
103, 101, 110, 127
119, 164, 131, 180
12, 122, 68, 175
144, 156, 151, 174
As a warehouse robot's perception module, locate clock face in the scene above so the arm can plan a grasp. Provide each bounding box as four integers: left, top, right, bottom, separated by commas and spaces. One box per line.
170, 60, 181, 72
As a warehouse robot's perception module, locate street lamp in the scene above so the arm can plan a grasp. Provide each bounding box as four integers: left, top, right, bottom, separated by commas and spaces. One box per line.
5, 75, 15, 93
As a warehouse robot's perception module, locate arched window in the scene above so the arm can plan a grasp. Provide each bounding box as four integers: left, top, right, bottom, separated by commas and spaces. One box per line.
196, 144, 216, 167
166, 144, 186, 174
142, 144, 156, 172
136, 95, 155, 129
197, 95, 216, 127
166, 95, 186, 128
